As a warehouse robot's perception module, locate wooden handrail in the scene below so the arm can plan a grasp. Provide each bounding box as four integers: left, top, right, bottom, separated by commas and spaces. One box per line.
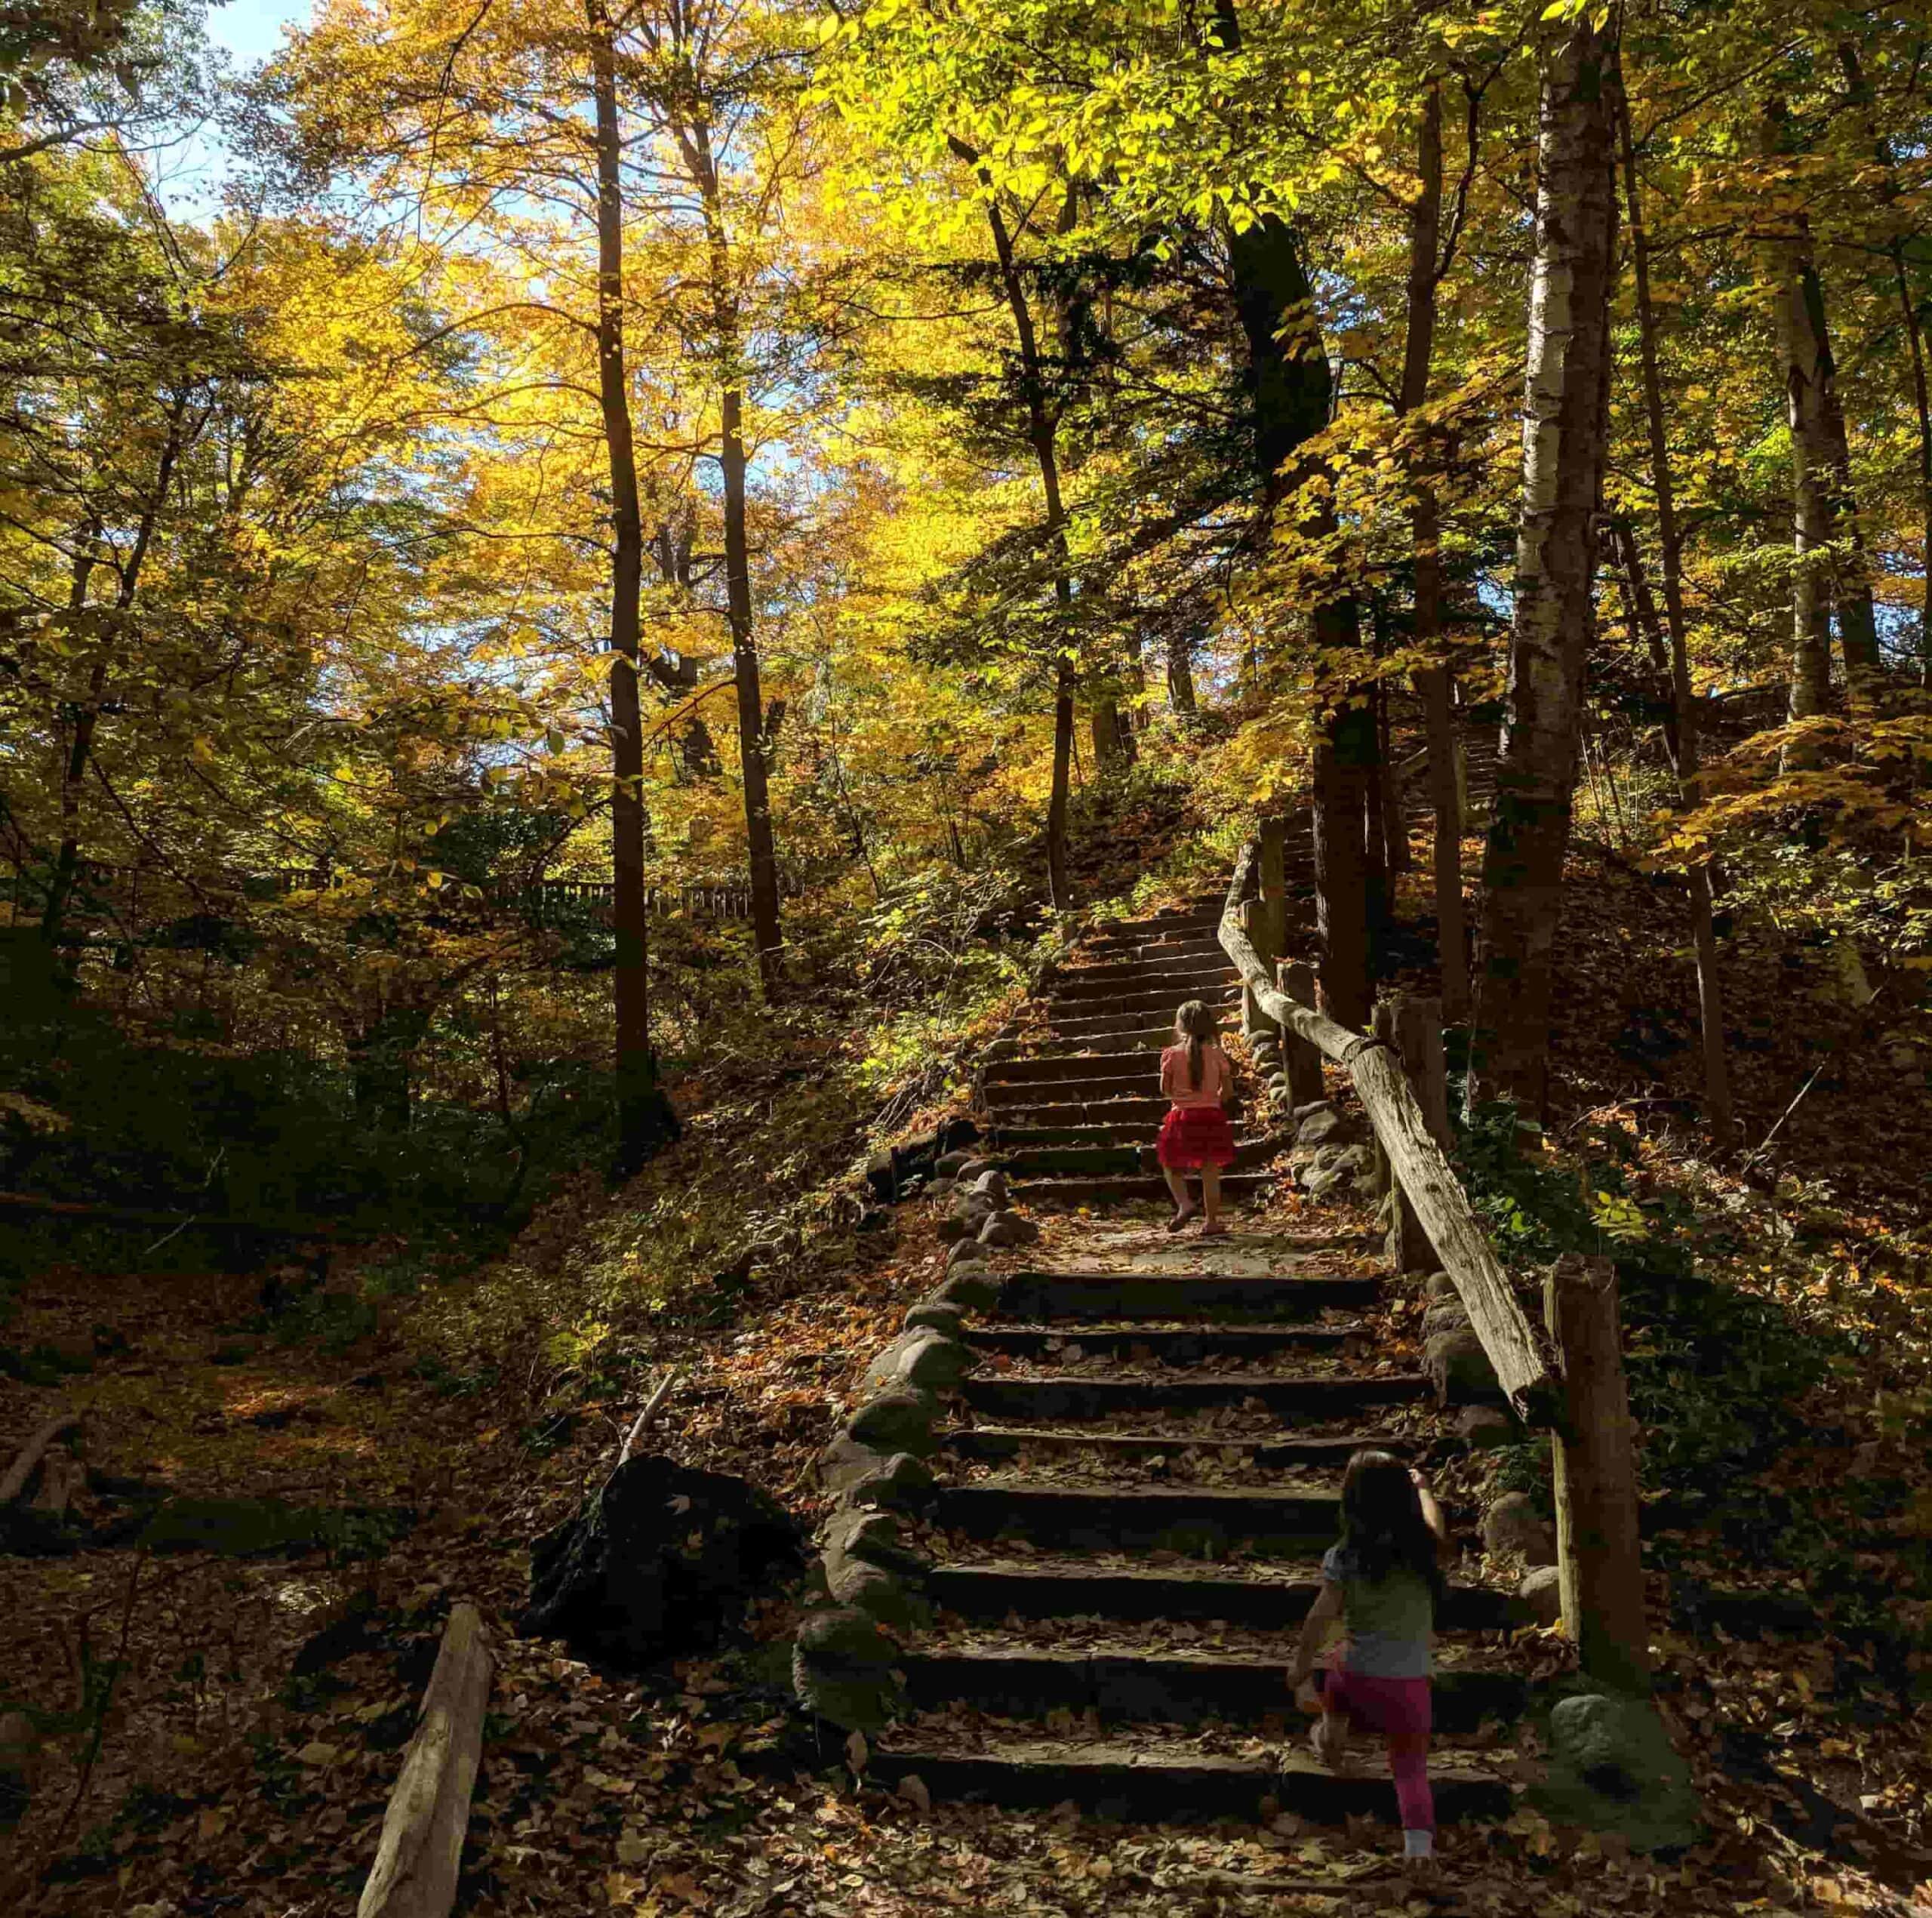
1219, 847, 1556, 1421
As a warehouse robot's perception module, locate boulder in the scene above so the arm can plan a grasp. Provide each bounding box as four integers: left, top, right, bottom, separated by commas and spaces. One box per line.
924, 1178, 956, 1202
523, 1454, 803, 1667
823, 1507, 929, 1580
1296, 1104, 1359, 1150
1422, 1299, 1473, 1341
935, 1215, 970, 1245
1423, 1270, 1458, 1303
1517, 1565, 1563, 1627
1533, 1693, 1704, 1853
932, 1269, 1000, 1313
793, 1607, 902, 1734
934, 1150, 974, 1177
1292, 1101, 1334, 1121
1455, 1405, 1515, 1450
863, 1329, 972, 1394
971, 1170, 1011, 1205
1481, 1490, 1555, 1566
955, 1158, 995, 1181
902, 1301, 966, 1338
944, 1236, 991, 1270
824, 1550, 926, 1630
1426, 1328, 1501, 1407
818, 1437, 934, 1511
1295, 1144, 1375, 1199
843, 1387, 940, 1456
979, 1210, 1039, 1248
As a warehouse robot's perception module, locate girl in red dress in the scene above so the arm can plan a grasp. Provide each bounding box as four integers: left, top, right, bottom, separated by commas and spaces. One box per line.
1157, 999, 1238, 1234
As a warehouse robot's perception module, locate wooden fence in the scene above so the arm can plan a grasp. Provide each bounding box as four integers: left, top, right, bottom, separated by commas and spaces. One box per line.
1219, 838, 1651, 1692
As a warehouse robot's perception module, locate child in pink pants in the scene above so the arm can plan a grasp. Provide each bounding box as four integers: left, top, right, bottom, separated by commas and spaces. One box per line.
1287, 1449, 1450, 1864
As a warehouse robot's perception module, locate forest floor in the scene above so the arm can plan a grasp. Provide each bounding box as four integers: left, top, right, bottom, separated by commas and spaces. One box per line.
2, 845, 1930, 1916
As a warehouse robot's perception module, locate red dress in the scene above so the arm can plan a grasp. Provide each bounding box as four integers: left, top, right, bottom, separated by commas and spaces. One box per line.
1156, 1043, 1237, 1170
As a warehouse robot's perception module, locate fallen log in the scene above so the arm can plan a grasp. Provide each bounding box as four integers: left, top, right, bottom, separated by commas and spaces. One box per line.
0, 1415, 81, 1507
357, 1602, 493, 1918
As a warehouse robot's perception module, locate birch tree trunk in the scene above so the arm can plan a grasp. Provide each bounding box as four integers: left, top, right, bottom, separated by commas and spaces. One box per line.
1398, 78, 1469, 1021
1466, 13, 1618, 1116
589, 2, 678, 1166
1615, 71, 1734, 1147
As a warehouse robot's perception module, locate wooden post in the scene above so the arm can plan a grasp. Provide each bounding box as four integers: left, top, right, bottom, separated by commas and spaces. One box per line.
1258, 820, 1288, 973
1544, 1255, 1650, 1695
1278, 960, 1327, 1109
1379, 994, 1447, 1273
1367, 1003, 1398, 1205
358, 1603, 494, 1918
1238, 899, 1264, 1036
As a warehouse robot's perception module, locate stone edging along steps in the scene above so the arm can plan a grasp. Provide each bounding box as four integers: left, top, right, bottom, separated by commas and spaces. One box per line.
792, 890, 1535, 1826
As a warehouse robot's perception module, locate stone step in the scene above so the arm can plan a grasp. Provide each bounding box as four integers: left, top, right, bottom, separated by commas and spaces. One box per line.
931, 1480, 1341, 1551
994, 1270, 1380, 1320
1078, 935, 1228, 968
1048, 963, 1238, 1005
1011, 1172, 1278, 1205
924, 1557, 1518, 1630
962, 1323, 1364, 1363
1045, 981, 1239, 1021
987, 1027, 1168, 1062
1061, 947, 1232, 984
959, 1370, 1430, 1422
998, 1138, 1279, 1179
983, 1054, 1154, 1090
899, 1643, 1529, 1733
1035, 1003, 1178, 1038
948, 1427, 1404, 1467
987, 1122, 1162, 1150
987, 1095, 1172, 1129
865, 1739, 1511, 1825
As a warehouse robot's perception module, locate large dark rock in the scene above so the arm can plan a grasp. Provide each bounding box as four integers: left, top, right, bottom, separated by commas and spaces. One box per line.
523, 1454, 802, 1667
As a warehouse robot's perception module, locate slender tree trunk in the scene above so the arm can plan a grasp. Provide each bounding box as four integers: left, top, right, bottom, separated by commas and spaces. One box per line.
956, 140, 1078, 910
676, 107, 784, 993
1897, 251, 1932, 681
1467, 13, 1619, 1116
1615, 71, 1734, 1147
589, 3, 677, 1168
1760, 103, 1879, 719
1398, 79, 1470, 1021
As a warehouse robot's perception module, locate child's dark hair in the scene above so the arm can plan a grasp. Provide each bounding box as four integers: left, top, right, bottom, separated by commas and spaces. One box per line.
1339, 1449, 1444, 1602
1174, 998, 1217, 1091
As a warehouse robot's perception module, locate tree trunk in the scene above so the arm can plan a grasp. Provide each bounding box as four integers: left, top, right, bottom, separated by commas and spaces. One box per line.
1760, 103, 1878, 719
1166, 630, 1198, 716
956, 141, 1078, 910
673, 97, 785, 994
1897, 249, 1932, 680
589, 3, 678, 1168
1467, 13, 1619, 1117
1398, 79, 1470, 1021
1223, 174, 1374, 1027
719, 383, 784, 990
1615, 72, 1734, 1147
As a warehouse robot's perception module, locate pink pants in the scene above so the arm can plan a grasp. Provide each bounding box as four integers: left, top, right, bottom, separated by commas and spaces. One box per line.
1319, 1670, 1433, 1832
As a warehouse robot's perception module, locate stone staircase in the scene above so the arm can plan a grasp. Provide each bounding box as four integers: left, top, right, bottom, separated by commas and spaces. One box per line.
870, 892, 1527, 1825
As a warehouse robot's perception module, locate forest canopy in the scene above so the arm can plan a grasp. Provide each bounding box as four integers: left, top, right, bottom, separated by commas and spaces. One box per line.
2, 0, 1928, 1187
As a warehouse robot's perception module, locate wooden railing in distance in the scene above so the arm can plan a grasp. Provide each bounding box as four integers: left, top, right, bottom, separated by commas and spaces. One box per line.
1218, 845, 1557, 1422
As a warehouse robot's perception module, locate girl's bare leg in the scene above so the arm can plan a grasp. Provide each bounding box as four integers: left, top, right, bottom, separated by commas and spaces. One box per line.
1162, 1165, 1197, 1227
1199, 1162, 1224, 1232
